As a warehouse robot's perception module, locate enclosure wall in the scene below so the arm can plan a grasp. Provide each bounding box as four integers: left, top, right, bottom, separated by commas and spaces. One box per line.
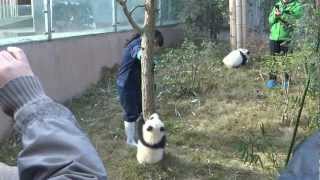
0, 25, 184, 141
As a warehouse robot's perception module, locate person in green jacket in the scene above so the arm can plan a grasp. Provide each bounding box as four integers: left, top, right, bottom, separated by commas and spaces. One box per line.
266, 0, 303, 89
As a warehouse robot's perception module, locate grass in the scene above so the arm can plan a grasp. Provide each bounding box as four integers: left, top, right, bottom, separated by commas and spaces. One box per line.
0, 49, 316, 180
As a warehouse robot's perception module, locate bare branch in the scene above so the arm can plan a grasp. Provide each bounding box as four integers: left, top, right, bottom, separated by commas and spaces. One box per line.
116, 0, 127, 6
116, 0, 143, 33
130, 5, 145, 15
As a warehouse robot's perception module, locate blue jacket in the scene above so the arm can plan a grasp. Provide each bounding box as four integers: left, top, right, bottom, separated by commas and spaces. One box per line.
116, 38, 142, 91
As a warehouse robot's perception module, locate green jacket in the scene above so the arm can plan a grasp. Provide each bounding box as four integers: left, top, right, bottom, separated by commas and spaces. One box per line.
269, 0, 303, 41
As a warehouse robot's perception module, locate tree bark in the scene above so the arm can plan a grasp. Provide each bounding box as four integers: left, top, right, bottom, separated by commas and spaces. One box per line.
241, 0, 247, 48
229, 0, 237, 49
141, 0, 156, 120
236, 0, 243, 49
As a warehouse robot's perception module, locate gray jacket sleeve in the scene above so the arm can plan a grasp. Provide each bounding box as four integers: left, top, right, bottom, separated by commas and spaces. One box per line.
278, 131, 320, 180
0, 76, 107, 180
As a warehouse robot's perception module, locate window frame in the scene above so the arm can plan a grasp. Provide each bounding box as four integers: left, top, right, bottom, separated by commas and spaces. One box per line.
0, 0, 179, 47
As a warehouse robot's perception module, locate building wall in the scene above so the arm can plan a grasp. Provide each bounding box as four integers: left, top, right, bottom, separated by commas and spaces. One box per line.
0, 25, 184, 141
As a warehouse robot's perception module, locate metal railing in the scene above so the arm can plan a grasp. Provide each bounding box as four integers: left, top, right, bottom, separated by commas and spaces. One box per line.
0, 0, 18, 19
0, 0, 179, 44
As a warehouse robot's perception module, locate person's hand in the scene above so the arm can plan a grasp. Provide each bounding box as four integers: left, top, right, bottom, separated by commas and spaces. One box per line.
0, 47, 34, 88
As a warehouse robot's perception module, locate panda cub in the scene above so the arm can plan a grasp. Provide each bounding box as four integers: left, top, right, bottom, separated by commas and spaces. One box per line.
223, 48, 250, 68
136, 113, 166, 164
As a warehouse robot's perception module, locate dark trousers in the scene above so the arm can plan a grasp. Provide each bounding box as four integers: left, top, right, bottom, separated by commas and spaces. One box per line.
269, 40, 290, 81
270, 40, 289, 55
117, 86, 142, 122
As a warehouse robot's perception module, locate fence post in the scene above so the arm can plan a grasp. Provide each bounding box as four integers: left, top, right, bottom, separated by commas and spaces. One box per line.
158, 0, 162, 25
241, 0, 247, 48
0, 0, 3, 18
44, 0, 52, 40
0, 0, 18, 18
112, 0, 118, 32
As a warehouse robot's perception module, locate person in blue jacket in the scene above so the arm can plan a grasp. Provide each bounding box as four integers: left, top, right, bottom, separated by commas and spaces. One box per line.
117, 30, 164, 147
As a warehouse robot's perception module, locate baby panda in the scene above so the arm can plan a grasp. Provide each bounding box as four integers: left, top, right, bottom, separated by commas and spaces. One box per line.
136, 113, 166, 164
223, 48, 250, 68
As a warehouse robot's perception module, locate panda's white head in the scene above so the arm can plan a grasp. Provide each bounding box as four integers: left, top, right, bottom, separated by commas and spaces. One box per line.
142, 113, 166, 145
238, 48, 250, 64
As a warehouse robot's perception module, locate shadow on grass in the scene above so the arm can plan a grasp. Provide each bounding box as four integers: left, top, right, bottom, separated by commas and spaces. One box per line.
110, 151, 271, 180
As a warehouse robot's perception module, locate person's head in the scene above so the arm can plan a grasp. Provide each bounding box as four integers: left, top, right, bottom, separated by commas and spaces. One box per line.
125, 30, 164, 51
154, 30, 164, 52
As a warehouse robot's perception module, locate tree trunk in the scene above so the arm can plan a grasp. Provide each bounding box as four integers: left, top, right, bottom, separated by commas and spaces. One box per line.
229, 0, 237, 49
141, 0, 156, 120
236, 0, 243, 49
117, 0, 157, 120
241, 0, 247, 48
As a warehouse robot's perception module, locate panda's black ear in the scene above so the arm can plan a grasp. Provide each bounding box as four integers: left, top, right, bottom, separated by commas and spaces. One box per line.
147, 126, 153, 131
247, 51, 250, 55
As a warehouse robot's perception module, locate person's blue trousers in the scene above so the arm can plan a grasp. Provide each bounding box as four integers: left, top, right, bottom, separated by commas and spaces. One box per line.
117, 86, 142, 122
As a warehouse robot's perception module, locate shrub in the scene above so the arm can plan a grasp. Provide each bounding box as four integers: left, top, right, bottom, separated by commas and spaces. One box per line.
155, 39, 228, 98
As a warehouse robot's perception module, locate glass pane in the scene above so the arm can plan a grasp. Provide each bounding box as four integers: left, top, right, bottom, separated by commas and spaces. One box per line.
117, 0, 145, 31
52, 0, 113, 38
116, 0, 163, 31
0, 0, 47, 45
160, 0, 179, 25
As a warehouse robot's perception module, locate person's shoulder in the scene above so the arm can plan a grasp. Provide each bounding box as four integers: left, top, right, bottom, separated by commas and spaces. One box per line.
133, 37, 142, 45
127, 38, 141, 49
292, 1, 303, 10
290, 0, 302, 6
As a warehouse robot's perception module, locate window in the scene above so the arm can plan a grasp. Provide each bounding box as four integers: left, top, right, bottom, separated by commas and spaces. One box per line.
0, 0, 46, 45
117, 0, 145, 31
0, 0, 179, 45
51, 0, 113, 38
160, 0, 179, 25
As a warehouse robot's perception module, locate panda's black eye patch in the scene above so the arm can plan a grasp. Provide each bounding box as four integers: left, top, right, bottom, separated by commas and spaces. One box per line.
160, 127, 165, 131
147, 126, 153, 131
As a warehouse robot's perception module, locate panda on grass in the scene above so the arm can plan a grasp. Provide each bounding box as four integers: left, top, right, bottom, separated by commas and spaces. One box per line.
223, 48, 250, 68
136, 113, 166, 164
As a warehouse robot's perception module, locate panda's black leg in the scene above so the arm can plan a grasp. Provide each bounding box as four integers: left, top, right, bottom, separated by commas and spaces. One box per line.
137, 115, 145, 141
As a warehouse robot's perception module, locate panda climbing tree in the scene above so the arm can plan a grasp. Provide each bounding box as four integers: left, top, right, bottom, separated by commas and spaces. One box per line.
117, 0, 157, 120
117, 0, 167, 164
